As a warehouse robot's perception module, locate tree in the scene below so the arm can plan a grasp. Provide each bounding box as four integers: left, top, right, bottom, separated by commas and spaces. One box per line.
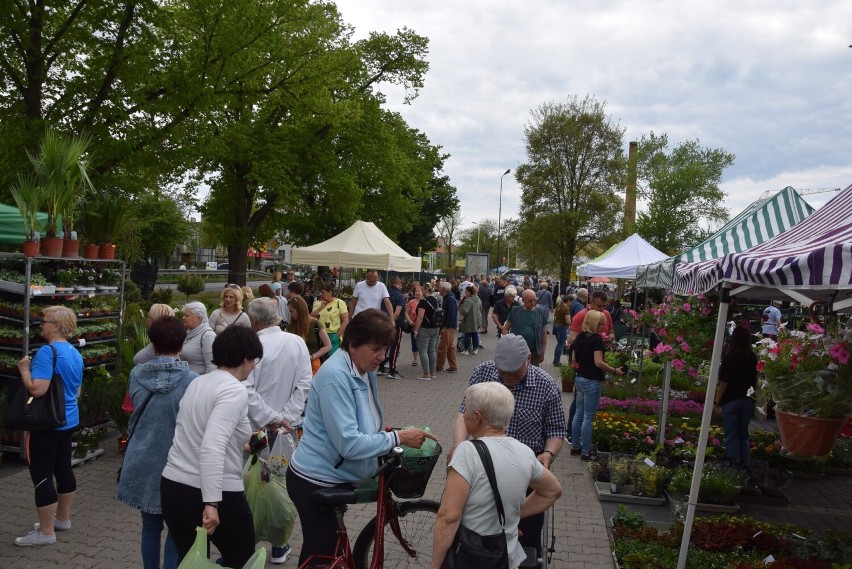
514, 96, 626, 283
435, 209, 462, 270
635, 133, 733, 254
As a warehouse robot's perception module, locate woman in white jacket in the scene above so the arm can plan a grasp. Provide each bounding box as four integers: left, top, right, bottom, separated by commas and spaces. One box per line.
161, 325, 263, 567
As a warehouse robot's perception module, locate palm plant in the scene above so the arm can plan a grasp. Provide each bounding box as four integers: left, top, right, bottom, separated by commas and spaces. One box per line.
27, 130, 95, 237
8, 173, 44, 241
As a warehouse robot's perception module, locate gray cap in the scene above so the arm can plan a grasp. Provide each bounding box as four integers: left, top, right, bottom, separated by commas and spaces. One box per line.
494, 334, 530, 372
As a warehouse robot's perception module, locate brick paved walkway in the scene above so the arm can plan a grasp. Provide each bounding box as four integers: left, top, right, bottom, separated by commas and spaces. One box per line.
0, 338, 614, 568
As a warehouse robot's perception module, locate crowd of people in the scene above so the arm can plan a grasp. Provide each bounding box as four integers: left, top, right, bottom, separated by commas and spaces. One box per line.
11, 270, 640, 568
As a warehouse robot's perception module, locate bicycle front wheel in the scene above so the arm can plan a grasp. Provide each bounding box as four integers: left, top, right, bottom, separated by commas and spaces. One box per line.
352, 499, 439, 569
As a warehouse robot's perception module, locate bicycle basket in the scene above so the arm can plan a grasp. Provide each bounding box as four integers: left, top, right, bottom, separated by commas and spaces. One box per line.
389, 443, 442, 499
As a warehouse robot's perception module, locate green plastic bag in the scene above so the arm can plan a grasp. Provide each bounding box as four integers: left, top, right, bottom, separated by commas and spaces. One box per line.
242, 458, 297, 548
178, 527, 266, 569
399, 425, 438, 457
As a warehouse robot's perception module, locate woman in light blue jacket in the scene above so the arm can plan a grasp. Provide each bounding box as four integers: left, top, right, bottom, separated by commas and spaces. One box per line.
287, 309, 436, 566
118, 316, 197, 569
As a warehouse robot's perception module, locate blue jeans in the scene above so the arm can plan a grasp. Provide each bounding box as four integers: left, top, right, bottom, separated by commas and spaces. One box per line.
571, 376, 603, 454
141, 511, 178, 569
463, 332, 479, 351
722, 398, 754, 464
552, 325, 568, 364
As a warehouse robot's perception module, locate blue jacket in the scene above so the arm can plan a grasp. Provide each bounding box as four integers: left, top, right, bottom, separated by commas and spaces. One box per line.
442, 293, 459, 329
290, 349, 397, 485
117, 357, 197, 514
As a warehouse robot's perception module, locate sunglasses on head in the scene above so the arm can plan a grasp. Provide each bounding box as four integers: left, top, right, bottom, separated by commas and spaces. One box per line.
225, 284, 240, 290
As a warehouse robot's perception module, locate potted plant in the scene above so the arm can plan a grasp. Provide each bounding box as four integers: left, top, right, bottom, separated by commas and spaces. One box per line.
8, 173, 44, 256
91, 192, 128, 259
77, 206, 102, 259
55, 268, 78, 292
757, 323, 852, 457
667, 462, 745, 517
560, 364, 574, 392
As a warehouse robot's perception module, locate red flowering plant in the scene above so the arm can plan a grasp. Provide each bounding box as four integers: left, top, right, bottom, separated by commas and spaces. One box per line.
756, 322, 852, 419
628, 293, 718, 382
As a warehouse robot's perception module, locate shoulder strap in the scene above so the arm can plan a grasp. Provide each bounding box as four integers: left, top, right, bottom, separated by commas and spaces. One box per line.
126, 390, 156, 443
470, 439, 506, 528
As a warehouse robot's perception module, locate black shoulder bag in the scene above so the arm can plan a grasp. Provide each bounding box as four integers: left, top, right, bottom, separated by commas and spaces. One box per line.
4, 345, 66, 431
441, 439, 510, 569
116, 390, 155, 482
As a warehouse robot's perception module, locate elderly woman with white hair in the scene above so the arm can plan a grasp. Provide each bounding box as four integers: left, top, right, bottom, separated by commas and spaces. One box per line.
133, 303, 176, 365
180, 302, 216, 374
432, 383, 562, 569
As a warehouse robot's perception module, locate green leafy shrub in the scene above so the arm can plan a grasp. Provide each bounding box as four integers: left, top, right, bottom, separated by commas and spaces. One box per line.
177, 273, 205, 301
613, 504, 644, 530
148, 286, 173, 305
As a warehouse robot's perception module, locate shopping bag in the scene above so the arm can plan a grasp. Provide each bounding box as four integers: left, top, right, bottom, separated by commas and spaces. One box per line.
270, 428, 296, 464
177, 527, 267, 569
243, 458, 297, 548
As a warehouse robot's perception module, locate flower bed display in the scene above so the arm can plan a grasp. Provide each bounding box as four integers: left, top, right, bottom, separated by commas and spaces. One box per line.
592, 411, 723, 455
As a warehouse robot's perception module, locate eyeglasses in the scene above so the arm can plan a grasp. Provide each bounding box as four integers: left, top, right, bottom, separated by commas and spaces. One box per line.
225, 284, 240, 290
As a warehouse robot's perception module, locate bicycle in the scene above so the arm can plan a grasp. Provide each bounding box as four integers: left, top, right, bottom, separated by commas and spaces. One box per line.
299, 444, 442, 569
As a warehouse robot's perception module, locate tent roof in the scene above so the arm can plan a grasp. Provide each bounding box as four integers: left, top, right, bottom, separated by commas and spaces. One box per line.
673, 183, 852, 311
637, 187, 814, 289
290, 220, 421, 272
577, 233, 668, 279
0, 202, 51, 245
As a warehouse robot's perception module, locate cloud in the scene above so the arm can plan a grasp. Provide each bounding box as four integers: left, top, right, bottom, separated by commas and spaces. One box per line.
336, 0, 852, 225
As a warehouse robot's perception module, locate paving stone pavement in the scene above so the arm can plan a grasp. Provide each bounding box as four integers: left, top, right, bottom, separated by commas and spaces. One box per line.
0, 336, 611, 568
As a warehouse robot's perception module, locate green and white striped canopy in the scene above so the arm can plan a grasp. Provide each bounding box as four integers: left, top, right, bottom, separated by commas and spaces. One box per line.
636, 187, 814, 289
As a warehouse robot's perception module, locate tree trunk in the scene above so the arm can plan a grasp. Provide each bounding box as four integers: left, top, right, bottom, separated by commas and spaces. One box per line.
130, 259, 160, 299
227, 246, 248, 286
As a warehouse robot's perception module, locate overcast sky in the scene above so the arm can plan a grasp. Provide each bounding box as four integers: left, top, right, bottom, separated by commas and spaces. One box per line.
335, 0, 852, 229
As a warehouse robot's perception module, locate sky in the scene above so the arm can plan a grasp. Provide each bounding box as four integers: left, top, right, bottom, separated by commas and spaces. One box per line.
334, 0, 852, 230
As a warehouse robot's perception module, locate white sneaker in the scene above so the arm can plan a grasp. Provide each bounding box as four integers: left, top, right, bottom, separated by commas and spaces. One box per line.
459, 350, 469, 356
15, 528, 56, 547
33, 518, 71, 532
416, 374, 433, 381
473, 350, 479, 355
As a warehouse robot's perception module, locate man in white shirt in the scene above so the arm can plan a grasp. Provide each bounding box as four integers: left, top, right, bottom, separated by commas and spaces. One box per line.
349, 269, 394, 318
243, 297, 313, 564
761, 300, 784, 340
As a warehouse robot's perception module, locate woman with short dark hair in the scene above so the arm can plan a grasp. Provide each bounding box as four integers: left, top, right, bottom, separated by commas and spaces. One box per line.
287, 309, 435, 565
119, 316, 197, 569
161, 326, 263, 567
714, 325, 758, 466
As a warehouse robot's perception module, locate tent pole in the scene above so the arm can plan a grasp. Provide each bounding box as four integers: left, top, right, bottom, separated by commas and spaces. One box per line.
658, 361, 671, 445
676, 286, 730, 569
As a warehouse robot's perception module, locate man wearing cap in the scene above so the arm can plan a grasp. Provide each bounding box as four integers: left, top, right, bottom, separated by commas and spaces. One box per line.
451, 334, 566, 554
761, 300, 784, 340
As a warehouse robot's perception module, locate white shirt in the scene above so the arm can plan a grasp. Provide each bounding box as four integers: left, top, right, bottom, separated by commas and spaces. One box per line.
351, 280, 390, 316
162, 369, 251, 502
243, 327, 313, 428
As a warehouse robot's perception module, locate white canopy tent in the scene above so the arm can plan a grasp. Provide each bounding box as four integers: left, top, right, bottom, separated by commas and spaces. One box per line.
290, 220, 422, 272
577, 233, 668, 279
675, 182, 852, 568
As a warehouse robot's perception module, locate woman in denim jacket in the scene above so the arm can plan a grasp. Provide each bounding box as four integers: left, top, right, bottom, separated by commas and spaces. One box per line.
118, 316, 197, 569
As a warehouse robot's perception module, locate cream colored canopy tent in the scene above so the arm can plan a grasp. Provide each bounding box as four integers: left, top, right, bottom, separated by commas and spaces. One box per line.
290, 220, 422, 272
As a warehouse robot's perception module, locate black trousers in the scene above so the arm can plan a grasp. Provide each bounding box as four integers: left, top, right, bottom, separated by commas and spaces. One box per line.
287, 468, 352, 566
160, 477, 255, 568
28, 429, 76, 507
518, 487, 544, 550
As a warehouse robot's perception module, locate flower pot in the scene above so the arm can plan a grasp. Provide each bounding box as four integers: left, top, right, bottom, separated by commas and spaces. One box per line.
117, 435, 128, 454
83, 243, 100, 259
21, 240, 40, 257
775, 409, 844, 458
561, 378, 574, 393
842, 417, 852, 438
99, 243, 116, 259
41, 236, 64, 257
62, 238, 80, 258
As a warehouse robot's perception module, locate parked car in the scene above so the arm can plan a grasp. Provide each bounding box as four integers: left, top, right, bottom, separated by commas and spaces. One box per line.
217, 262, 229, 271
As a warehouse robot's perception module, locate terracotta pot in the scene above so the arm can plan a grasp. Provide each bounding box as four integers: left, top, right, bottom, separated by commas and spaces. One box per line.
842, 417, 852, 438
21, 240, 40, 257
62, 238, 80, 258
82, 243, 100, 259
776, 409, 844, 457
561, 378, 575, 393
99, 243, 116, 259
41, 236, 64, 257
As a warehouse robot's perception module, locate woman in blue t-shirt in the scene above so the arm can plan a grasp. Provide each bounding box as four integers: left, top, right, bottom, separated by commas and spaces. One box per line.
14, 305, 84, 547
569, 310, 624, 461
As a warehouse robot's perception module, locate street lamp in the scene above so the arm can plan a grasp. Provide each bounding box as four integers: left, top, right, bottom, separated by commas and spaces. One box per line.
496, 168, 511, 270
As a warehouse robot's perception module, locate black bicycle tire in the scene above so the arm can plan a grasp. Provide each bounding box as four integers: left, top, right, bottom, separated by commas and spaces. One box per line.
352, 499, 439, 569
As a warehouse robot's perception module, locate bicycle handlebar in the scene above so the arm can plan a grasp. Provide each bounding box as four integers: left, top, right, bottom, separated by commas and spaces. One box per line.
370, 446, 404, 479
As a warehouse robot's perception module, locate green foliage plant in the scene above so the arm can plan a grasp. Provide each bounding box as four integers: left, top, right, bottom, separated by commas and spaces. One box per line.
177, 272, 205, 301
148, 287, 174, 306
8, 173, 44, 241
612, 504, 644, 531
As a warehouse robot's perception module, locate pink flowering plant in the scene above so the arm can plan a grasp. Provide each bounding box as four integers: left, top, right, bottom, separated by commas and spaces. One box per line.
756, 323, 852, 419
629, 294, 718, 381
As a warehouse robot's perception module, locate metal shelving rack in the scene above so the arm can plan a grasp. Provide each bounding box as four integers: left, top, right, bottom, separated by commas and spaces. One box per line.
0, 252, 126, 457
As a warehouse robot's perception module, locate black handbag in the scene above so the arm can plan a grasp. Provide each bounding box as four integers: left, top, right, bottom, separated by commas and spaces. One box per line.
4, 345, 66, 431
441, 439, 510, 569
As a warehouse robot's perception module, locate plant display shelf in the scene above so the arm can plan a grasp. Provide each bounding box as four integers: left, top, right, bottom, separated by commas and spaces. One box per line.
665, 491, 740, 513
71, 448, 104, 467
595, 482, 666, 506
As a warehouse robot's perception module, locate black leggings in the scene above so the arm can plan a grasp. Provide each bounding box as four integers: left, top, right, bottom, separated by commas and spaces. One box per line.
28, 429, 76, 507
160, 477, 255, 568
287, 468, 352, 566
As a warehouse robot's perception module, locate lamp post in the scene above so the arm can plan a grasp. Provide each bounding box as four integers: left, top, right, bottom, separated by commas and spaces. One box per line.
497, 168, 511, 270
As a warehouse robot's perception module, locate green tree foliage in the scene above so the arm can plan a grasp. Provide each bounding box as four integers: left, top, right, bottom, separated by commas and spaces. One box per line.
177, 272, 205, 302
456, 219, 499, 266
515, 96, 626, 282
635, 133, 734, 254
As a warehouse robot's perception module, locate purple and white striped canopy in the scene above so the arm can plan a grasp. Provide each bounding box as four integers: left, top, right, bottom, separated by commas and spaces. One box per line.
673, 183, 852, 307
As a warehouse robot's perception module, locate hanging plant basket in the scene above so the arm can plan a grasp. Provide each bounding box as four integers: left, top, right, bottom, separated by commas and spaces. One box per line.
776, 409, 845, 458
